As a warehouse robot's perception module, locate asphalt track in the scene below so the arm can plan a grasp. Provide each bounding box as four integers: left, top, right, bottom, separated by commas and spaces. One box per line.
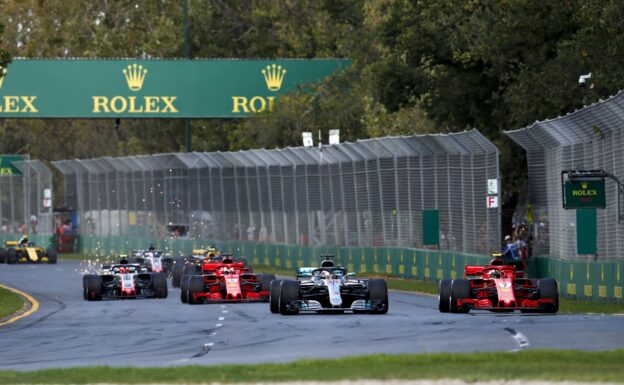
0, 260, 623, 371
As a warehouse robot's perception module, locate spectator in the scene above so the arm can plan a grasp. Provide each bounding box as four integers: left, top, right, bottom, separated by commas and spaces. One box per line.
30, 214, 38, 233
501, 234, 521, 266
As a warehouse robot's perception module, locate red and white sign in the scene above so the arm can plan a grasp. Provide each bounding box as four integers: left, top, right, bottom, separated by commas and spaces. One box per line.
487, 195, 498, 208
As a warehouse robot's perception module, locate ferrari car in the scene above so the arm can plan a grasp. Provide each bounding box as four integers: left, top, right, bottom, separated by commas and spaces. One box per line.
180, 254, 274, 304
438, 259, 558, 313
0, 239, 57, 264
272, 255, 389, 315
171, 247, 221, 287
83, 262, 168, 301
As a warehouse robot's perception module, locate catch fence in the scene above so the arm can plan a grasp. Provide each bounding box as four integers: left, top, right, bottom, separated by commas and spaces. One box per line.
506, 91, 624, 261
0, 158, 54, 236
53, 130, 500, 254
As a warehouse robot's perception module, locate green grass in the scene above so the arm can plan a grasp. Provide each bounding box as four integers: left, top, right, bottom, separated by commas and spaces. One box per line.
0, 350, 623, 384
0, 286, 25, 320
61, 256, 624, 314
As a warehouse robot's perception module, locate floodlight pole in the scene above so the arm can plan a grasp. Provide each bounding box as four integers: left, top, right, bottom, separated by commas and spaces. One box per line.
183, 0, 191, 152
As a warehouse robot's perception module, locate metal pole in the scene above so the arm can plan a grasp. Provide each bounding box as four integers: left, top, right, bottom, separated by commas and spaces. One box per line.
183, 0, 192, 152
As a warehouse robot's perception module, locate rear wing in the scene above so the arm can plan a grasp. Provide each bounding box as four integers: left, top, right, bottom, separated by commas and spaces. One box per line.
296, 267, 315, 279
464, 265, 485, 278
5, 240, 18, 246
192, 249, 207, 255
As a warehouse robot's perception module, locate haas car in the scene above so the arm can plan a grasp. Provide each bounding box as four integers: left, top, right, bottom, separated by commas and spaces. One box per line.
438, 259, 558, 313
180, 253, 273, 304
271, 255, 389, 315
129, 247, 174, 275
0, 239, 57, 264
83, 260, 168, 301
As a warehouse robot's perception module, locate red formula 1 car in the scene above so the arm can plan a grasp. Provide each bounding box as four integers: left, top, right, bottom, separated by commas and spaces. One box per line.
438, 259, 558, 313
180, 254, 275, 304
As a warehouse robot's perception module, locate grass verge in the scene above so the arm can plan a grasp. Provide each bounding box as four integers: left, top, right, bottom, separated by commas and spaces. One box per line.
0, 350, 623, 384
0, 286, 25, 320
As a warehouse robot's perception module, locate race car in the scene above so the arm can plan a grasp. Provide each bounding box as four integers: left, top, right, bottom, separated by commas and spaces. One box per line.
171, 248, 216, 287
129, 247, 174, 275
0, 238, 57, 264
438, 259, 558, 313
272, 255, 389, 315
180, 254, 274, 304
83, 262, 168, 301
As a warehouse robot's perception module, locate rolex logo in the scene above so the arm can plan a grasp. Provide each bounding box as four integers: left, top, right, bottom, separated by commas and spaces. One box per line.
0, 66, 7, 89
123, 64, 148, 91
581, 181, 589, 189
262, 64, 286, 91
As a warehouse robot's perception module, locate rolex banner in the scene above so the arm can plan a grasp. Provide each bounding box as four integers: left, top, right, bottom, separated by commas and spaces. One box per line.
0, 59, 350, 118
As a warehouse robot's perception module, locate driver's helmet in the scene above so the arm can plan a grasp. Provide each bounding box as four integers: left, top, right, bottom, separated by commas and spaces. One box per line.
148, 245, 156, 251
19, 236, 28, 244
488, 269, 501, 279
321, 270, 331, 279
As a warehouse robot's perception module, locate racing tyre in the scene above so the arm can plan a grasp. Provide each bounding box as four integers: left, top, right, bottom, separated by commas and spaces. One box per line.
279, 280, 300, 315
151, 273, 168, 298
269, 279, 282, 313
46, 248, 57, 264
84, 274, 103, 301
438, 279, 452, 313
368, 279, 389, 314
538, 278, 559, 313
261, 273, 276, 293
6, 249, 17, 264
0, 248, 6, 263
450, 279, 470, 313
82, 275, 89, 300
188, 275, 204, 304
180, 274, 191, 303
171, 261, 185, 287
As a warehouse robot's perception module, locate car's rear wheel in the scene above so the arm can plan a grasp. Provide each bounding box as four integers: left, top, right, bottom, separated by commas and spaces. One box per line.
279, 280, 300, 315
46, 248, 57, 264
538, 278, 559, 313
188, 275, 204, 304
438, 279, 452, 313
171, 260, 185, 287
82, 275, 89, 300
368, 279, 389, 314
450, 279, 470, 313
0, 248, 6, 263
151, 272, 168, 298
84, 274, 103, 301
269, 279, 282, 313
180, 274, 191, 303
6, 249, 17, 264
260, 273, 275, 292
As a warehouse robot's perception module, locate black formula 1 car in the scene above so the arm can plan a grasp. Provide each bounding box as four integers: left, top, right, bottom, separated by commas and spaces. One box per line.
271, 255, 389, 315
0, 240, 57, 264
83, 262, 168, 301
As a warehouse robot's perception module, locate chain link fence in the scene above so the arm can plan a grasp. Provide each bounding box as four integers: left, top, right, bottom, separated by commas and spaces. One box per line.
53, 130, 499, 254
0, 159, 54, 236
506, 91, 624, 261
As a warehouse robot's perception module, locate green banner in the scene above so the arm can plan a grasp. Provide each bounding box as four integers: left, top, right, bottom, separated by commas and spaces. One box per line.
0, 59, 350, 118
564, 180, 606, 209
422, 209, 440, 246
0, 154, 26, 176
577, 208, 597, 255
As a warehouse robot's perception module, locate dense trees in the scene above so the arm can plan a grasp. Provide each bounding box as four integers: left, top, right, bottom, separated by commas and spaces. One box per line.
0, 0, 623, 205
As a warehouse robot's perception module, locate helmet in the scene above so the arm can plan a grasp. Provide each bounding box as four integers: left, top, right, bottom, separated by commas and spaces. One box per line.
19, 236, 28, 244
488, 269, 501, 278
148, 245, 156, 251
321, 270, 331, 279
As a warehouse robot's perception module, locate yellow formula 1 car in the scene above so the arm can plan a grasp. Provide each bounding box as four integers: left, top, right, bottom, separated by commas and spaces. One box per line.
0, 239, 57, 264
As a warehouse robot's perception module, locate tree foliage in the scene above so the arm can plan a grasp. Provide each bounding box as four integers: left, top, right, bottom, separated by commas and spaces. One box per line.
0, 0, 624, 205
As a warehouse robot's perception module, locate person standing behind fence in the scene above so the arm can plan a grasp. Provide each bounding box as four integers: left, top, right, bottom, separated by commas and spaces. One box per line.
501, 235, 521, 265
